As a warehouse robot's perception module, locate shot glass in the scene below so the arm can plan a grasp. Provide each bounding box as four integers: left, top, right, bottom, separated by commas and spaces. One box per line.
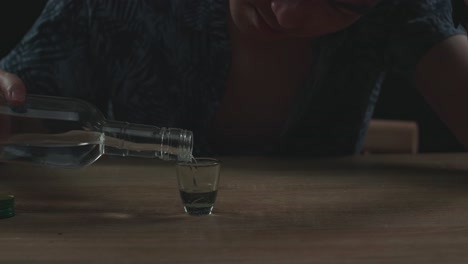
176, 158, 221, 216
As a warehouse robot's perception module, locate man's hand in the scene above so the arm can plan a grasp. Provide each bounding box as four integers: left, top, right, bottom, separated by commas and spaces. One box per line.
0, 69, 26, 105
0, 69, 26, 144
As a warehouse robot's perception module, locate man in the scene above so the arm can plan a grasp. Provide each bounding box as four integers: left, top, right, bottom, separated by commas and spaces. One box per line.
1, 0, 467, 156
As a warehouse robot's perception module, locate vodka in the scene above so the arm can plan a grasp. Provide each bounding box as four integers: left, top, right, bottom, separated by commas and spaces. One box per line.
179, 190, 217, 215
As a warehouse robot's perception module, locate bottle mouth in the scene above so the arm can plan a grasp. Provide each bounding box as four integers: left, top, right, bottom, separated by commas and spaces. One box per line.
161, 128, 193, 162
178, 129, 194, 162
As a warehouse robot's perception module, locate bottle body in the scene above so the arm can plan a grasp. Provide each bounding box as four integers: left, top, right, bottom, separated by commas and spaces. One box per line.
0, 95, 193, 168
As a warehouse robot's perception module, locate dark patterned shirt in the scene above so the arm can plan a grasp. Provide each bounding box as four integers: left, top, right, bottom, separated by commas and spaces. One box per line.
0, 0, 465, 156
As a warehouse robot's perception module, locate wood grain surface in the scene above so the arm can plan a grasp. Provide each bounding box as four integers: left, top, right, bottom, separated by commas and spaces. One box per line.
1, 154, 468, 263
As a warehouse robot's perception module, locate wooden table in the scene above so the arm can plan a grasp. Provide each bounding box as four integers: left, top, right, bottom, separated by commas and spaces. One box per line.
1, 153, 468, 263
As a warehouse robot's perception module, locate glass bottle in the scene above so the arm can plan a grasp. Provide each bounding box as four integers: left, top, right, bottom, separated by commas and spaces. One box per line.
0, 95, 193, 168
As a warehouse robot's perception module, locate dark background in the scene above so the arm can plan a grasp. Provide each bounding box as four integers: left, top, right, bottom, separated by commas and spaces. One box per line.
0, 0, 47, 58
0, 0, 464, 153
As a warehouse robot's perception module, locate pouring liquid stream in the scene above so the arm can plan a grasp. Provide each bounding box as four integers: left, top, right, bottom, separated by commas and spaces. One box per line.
190, 155, 198, 187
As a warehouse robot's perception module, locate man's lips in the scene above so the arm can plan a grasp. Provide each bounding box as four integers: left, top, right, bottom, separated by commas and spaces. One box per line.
330, 1, 376, 15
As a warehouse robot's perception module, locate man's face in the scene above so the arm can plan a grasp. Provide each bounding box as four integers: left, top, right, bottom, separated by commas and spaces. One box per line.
229, 0, 380, 40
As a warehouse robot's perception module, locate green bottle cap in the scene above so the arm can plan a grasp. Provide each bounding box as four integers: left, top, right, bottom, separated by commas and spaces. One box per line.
0, 195, 15, 219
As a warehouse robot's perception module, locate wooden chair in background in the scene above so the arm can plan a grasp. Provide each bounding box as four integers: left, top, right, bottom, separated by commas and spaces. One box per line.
363, 119, 419, 154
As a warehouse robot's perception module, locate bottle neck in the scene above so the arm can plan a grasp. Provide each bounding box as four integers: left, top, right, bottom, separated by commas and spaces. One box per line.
102, 121, 193, 162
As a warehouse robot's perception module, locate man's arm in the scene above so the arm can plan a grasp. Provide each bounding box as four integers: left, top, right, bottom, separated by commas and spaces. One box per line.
415, 34, 468, 149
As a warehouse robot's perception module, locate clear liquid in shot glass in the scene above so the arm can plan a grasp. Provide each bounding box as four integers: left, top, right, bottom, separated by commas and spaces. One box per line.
179, 189, 217, 215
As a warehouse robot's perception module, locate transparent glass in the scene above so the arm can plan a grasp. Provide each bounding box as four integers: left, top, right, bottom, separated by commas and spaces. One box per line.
0, 95, 193, 168
176, 158, 221, 216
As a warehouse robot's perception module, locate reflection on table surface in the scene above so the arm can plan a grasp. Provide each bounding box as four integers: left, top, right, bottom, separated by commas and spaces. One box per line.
1, 153, 468, 263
